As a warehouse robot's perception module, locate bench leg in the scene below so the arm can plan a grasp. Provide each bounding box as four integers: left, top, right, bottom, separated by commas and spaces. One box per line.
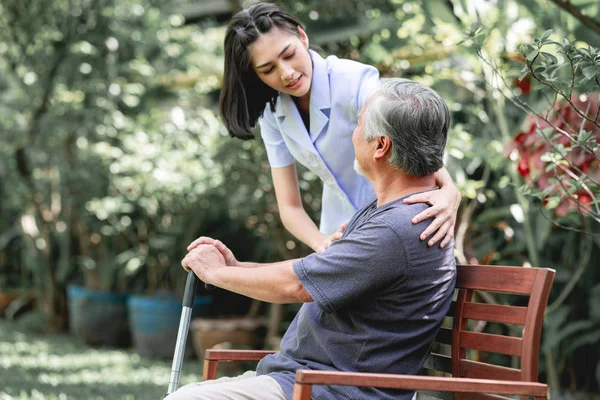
202, 359, 218, 381
292, 383, 312, 400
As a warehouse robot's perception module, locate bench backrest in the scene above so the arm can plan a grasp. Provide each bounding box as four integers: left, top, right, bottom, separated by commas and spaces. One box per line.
422, 264, 555, 399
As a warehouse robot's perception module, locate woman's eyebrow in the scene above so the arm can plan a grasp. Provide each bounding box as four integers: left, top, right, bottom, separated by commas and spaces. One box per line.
256, 44, 292, 69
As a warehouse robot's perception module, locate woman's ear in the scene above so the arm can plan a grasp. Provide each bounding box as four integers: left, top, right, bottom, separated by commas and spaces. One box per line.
297, 26, 309, 49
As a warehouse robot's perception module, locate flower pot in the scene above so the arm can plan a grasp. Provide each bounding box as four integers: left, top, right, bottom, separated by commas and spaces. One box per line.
189, 317, 266, 373
67, 285, 130, 347
127, 293, 212, 358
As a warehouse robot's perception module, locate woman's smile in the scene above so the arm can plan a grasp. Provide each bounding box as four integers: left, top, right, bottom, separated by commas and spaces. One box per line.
286, 75, 303, 90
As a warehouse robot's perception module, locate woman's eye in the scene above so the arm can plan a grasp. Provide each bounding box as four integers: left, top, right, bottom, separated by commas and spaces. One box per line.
264, 67, 275, 74
284, 51, 295, 60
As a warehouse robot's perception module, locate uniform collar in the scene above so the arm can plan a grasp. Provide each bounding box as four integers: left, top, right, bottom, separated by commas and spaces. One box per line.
308, 49, 331, 111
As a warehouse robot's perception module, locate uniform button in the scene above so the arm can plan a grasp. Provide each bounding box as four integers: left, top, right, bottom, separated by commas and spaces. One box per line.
308, 154, 319, 166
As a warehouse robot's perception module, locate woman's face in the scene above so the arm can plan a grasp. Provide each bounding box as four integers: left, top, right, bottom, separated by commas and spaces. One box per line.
249, 26, 312, 98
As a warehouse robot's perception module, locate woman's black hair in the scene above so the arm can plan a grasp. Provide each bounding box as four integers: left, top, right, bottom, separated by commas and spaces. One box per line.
219, 3, 304, 140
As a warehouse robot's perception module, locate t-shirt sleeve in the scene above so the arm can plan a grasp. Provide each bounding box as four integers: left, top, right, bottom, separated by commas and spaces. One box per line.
258, 108, 295, 168
293, 220, 408, 313
353, 64, 381, 113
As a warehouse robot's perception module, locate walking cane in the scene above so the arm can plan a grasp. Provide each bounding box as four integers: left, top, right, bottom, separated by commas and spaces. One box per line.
165, 270, 199, 397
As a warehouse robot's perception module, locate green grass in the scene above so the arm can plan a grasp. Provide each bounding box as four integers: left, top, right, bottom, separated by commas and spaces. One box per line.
0, 319, 205, 400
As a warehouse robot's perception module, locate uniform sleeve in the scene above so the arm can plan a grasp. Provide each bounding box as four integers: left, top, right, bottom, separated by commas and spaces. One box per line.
293, 220, 408, 313
258, 108, 295, 168
353, 64, 381, 113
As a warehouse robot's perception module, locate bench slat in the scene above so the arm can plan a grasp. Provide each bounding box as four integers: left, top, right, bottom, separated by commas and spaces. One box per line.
459, 332, 522, 357
459, 359, 521, 381
456, 265, 537, 294
461, 302, 527, 325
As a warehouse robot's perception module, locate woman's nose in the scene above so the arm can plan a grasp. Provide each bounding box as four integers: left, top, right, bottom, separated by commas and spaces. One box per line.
281, 64, 294, 81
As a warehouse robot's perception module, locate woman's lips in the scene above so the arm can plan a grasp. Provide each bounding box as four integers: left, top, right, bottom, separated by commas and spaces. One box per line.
286, 76, 302, 89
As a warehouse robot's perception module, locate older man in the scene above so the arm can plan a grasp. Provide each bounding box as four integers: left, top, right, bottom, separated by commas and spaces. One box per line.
169, 78, 457, 400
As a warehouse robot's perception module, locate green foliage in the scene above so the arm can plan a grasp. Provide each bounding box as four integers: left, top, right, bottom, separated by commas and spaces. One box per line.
0, 0, 318, 317
457, 1, 600, 392
1, 0, 600, 393
0, 0, 229, 320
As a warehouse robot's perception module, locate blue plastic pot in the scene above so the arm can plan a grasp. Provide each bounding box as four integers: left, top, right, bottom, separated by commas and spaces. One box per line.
67, 286, 130, 347
127, 294, 212, 358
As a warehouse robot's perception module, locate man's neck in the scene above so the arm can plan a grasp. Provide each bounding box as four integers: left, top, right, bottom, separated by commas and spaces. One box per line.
370, 166, 437, 207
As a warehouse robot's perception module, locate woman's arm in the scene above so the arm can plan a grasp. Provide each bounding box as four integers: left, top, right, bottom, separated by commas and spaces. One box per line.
271, 164, 327, 252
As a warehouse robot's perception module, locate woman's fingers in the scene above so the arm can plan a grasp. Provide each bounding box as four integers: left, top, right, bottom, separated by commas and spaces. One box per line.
427, 220, 453, 247
439, 226, 455, 248
403, 192, 434, 206
412, 204, 441, 226
338, 221, 349, 233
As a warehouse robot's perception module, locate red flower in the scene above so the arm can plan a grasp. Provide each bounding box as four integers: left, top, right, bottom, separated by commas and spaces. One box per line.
514, 75, 532, 95
517, 158, 530, 177
507, 94, 600, 216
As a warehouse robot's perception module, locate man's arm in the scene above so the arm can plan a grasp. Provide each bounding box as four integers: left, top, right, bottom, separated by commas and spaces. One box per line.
209, 260, 313, 304
182, 245, 313, 304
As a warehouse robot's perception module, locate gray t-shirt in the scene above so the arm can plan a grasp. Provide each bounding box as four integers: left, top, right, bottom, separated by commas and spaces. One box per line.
257, 195, 457, 400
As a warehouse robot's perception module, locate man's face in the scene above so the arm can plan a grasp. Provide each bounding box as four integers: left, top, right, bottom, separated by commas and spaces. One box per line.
352, 94, 376, 176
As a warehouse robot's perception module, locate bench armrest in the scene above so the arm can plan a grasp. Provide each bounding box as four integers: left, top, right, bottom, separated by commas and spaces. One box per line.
205, 349, 277, 361
293, 371, 547, 399
203, 350, 276, 380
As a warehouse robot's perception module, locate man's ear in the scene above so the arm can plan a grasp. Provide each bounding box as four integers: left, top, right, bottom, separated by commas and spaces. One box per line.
374, 136, 392, 161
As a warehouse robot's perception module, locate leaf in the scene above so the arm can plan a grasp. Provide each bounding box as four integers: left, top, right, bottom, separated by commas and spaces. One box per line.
582, 65, 599, 80
578, 130, 593, 144
580, 48, 592, 58
540, 153, 554, 162
541, 52, 558, 64
569, 326, 600, 351
546, 304, 571, 324
526, 49, 540, 62
518, 68, 529, 82
542, 320, 595, 350
520, 43, 534, 53
535, 211, 553, 251
470, 22, 482, 33
545, 197, 561, 209
541, 29, 553, 42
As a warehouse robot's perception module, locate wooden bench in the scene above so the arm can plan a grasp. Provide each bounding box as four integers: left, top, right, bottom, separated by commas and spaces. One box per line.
203, 264, 555, 399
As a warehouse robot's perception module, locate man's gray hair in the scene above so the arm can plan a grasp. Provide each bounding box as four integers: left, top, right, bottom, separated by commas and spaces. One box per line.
363, 78, 450, 176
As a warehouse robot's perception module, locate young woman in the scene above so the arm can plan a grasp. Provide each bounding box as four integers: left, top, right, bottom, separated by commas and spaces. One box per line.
218, 2, 461, 252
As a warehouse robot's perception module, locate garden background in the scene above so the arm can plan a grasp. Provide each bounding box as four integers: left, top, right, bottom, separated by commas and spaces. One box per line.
0, 0, 599, 398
